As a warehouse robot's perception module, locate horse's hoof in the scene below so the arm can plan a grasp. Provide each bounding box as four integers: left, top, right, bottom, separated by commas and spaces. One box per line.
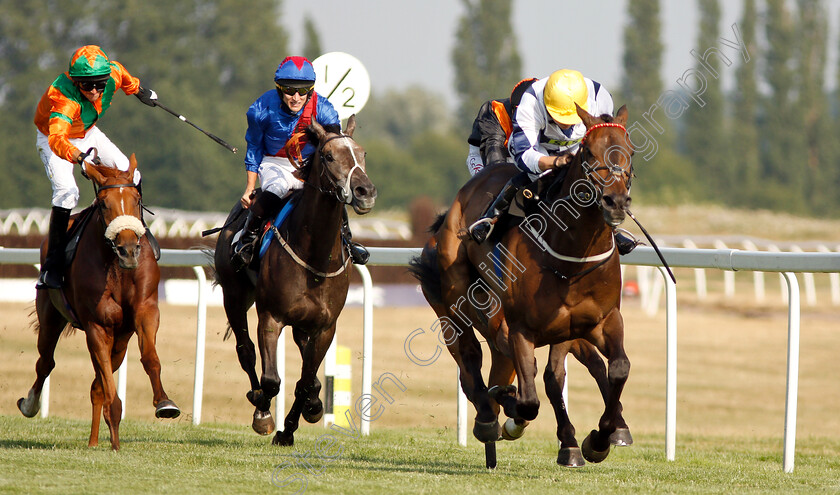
154, 400, 181, 419
272, 432, 293, 446
487, 384, 516, 402
557, 447, 586, 468
609, 427, 633, 446
302, 400, 324, 424
246, 389, 263, 408
17, 397, 39, 418
500, 418, 529, 441
581, 430, 611, 463
473, 420, 502, 443
252, 409, 275, 435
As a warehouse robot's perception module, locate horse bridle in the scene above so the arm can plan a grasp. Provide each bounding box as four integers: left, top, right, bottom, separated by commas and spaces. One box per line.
577, 122, 634, 205
315, 134, 366, 205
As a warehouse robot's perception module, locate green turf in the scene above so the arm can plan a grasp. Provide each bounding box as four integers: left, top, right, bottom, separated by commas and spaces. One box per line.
1, 415, 838, 494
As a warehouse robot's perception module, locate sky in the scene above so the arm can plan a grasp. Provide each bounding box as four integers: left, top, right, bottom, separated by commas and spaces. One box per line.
285, 0, 840, 107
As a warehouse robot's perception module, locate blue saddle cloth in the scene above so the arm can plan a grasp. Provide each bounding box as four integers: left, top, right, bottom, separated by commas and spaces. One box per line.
258, 198, 297, 259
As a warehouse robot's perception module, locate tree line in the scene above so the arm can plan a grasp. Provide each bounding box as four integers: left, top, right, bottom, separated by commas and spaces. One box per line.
1, 0, 837, 217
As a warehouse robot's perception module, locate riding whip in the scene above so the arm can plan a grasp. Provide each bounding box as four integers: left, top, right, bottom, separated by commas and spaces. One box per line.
626, 209, 677, 284
153, 101, 238, 153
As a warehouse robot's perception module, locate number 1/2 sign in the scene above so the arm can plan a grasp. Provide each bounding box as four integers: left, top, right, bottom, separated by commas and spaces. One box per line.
312, 52, 371, 121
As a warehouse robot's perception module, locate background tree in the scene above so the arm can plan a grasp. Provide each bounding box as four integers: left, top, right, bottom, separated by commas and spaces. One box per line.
451, 0, 522, 131
797, 0, 834, 213
682, 0, 726, 200
621, 0, 698, 204
761, 0, 807, 212
730, 0, 761, 208
356, 87, 463, 209
302, 15, 323, 62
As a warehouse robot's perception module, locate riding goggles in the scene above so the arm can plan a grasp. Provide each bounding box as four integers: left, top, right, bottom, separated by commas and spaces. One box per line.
78, 80, 108, 92
275, 83, 314, 96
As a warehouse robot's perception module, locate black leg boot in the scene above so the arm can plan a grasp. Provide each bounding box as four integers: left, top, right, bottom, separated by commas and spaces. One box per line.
468, 173, 529, 244
36, 206, 72, 290
341, 209, 370, 265
231, 191, 283, 272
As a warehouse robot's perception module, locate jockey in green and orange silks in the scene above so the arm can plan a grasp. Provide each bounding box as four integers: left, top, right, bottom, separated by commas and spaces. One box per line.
33, 45, 159, 289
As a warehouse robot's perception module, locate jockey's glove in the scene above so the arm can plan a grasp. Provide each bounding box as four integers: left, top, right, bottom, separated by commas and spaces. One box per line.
135, 86, 158, 107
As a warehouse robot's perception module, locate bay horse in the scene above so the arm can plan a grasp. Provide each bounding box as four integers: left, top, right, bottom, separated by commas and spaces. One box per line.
214, 115, 376, 446
18, 156, 180, 450
411, 104, 633, 466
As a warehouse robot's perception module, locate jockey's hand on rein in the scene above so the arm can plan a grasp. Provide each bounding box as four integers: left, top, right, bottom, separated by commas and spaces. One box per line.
135, 86, 158, 107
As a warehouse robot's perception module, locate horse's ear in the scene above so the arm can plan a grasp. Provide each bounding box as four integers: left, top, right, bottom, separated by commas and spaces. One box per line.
345, 114, 356, 138
614, 105, 628, 126
128, 153, 137, 178
308, 121, 328, 142
83, 161, 105, 185
576, 103, 597, 128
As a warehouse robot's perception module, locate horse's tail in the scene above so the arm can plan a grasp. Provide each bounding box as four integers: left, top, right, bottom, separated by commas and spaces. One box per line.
408, 242, 442, 306
429, 211, 447, 234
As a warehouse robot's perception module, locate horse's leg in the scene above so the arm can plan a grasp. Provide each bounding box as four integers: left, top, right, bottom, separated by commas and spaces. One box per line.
18, 293, 65, 418
581, 310, 630, 463
134, 301, 180, 418
89, 374, 104, 447
273, 324, 335, 447
85, 324, 120, 450
88, 330, 130, 447
436, 274, 498, 442
221, 284, 261, 404
250, 309, 283, 435
487, 346, 531, 441
571, 339, 632, 446
508, 328, 540, 422
545, 342, 585, 467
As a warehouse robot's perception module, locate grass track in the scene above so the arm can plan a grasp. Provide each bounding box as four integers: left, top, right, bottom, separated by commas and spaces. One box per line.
1, 415, 839, 494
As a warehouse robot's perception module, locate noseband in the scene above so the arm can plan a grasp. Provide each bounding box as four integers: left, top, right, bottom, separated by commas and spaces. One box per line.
93, 182, 146, 252
316, 134, 365, 205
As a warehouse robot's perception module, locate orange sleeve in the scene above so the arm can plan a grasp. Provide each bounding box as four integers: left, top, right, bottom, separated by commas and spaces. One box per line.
34, 86, 84, 163
111, 61, 141, 95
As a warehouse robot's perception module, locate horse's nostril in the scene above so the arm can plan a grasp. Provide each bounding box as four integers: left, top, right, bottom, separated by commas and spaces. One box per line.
603, 196, 615, 208
354, 186, 370, 198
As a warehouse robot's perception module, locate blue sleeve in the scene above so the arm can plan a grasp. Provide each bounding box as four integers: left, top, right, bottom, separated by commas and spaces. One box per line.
244, 98, 265, 172
315, 94, 340, 127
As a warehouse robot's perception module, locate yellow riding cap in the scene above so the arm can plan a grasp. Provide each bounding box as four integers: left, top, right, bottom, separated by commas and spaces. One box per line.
543, 69, 589, 125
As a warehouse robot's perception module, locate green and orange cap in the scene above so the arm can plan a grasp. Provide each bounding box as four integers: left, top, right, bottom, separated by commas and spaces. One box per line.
68, 45, 112, 81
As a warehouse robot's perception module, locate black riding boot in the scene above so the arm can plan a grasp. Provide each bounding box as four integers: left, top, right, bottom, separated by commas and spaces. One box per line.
469, 173, 530, 244
136, 180, 160, 260
36, 206, 72, 290
341, 209, 370, 265
231, 191, 283, 271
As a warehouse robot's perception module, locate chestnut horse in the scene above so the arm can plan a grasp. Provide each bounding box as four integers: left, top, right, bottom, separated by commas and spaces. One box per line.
18, 156, 179, 450
411, 105, 634, 466
214, 115, 376, 446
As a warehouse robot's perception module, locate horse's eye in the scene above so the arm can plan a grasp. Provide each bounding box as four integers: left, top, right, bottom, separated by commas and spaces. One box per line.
325, 152, 334, 162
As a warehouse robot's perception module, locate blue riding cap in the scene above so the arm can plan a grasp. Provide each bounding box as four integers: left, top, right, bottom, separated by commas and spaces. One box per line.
274, 56, 316, 86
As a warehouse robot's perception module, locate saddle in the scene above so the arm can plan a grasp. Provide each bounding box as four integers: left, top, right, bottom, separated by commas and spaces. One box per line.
230, 190, 300, 274
486, 168, 569, 244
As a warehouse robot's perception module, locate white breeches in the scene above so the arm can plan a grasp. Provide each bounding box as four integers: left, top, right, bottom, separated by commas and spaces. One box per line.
36, 128, 140, 209
258, 155, 304, 198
